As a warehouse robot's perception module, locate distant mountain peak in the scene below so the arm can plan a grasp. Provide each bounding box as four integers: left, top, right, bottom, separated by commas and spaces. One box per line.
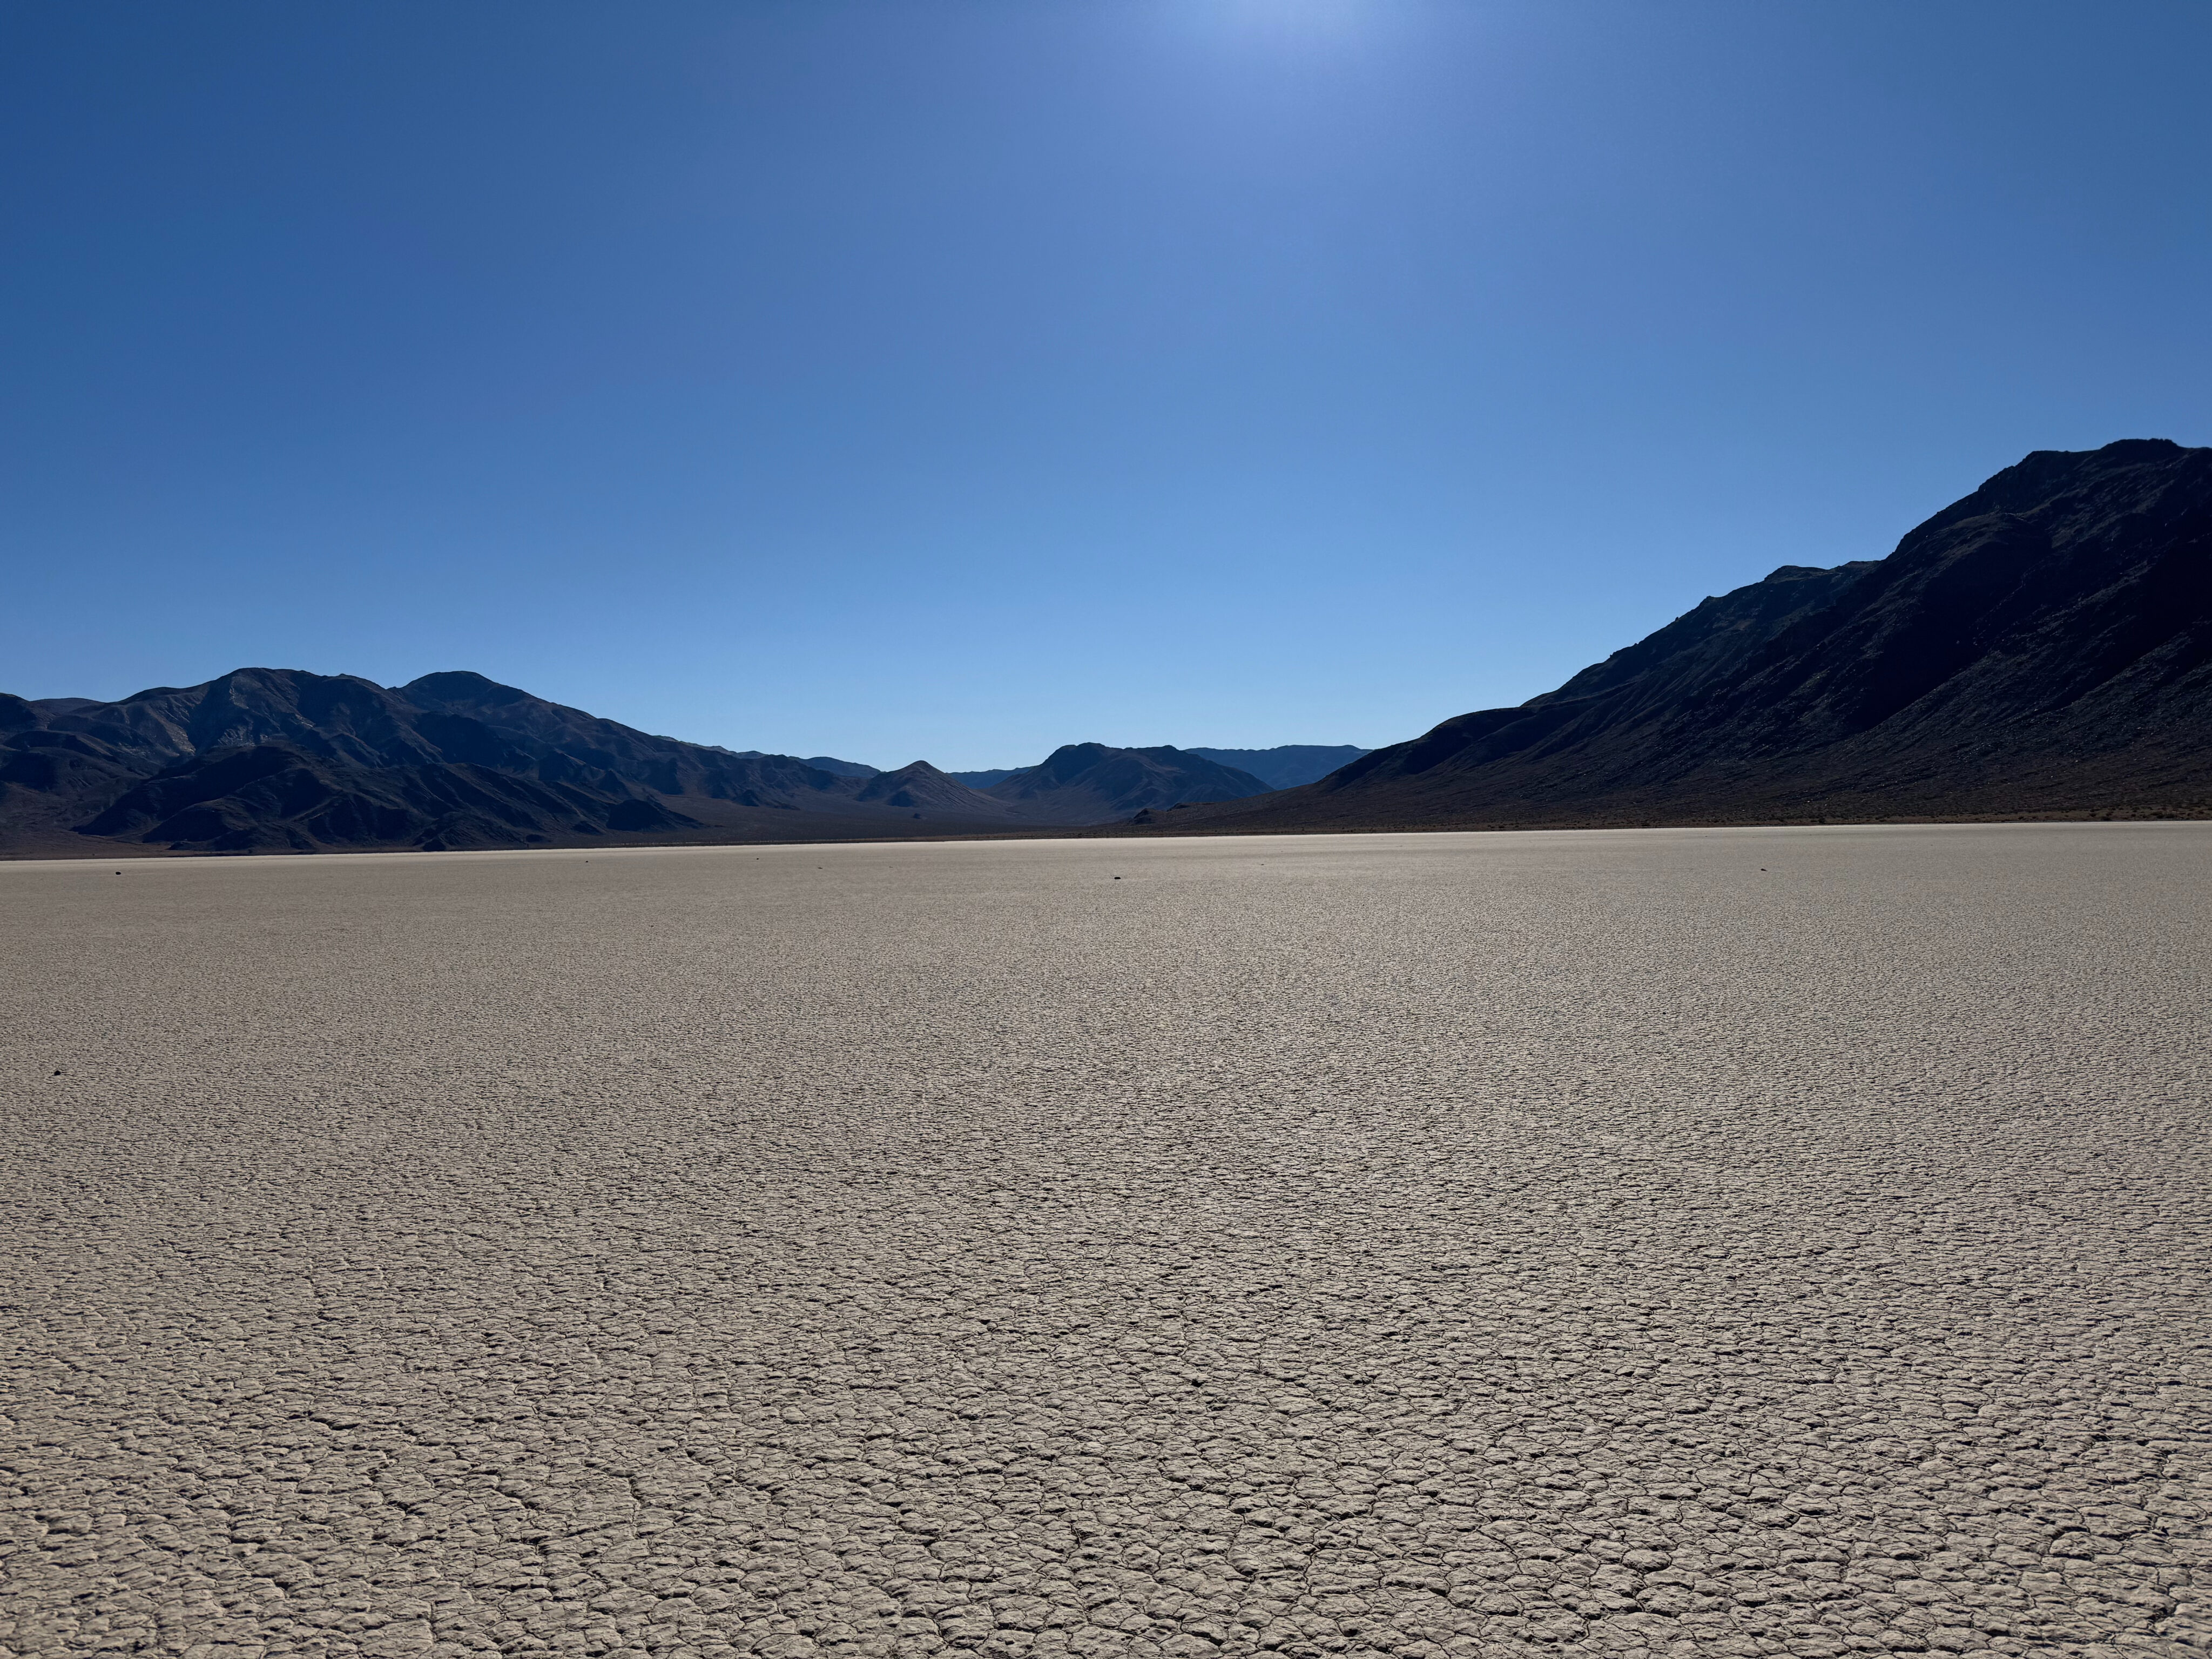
982, 743, 1272, 823
402, 670, 533, 705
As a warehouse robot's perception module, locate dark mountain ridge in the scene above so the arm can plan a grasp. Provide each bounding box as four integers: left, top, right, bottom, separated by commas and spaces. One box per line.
1, 669, 1046, 854
1133, 440, 2212, 833
719, 748, 879, 778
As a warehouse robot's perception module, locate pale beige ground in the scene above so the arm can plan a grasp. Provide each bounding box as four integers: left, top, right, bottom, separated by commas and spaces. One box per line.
2, 826, 2206, 1659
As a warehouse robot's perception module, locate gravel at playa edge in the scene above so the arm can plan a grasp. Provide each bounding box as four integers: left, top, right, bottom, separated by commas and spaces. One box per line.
3, 825, 2206, 1658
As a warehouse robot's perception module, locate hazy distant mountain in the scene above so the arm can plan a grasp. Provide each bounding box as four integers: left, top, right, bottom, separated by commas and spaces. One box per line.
1184, 745, 1370, 789
1136, 440, 2212, 833
0, 669, 1055, 854
953, 745, 1364, 792
984, 744, 1271, 825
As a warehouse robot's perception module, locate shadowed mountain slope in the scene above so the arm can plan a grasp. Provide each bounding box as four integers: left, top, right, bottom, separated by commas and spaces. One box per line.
1135, 440, 2212, 833
1, 669, 1048, 854
984, 744, 1272, 824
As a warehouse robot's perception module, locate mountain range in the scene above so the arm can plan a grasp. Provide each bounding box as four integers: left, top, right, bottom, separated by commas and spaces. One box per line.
0, 670, 1037, 853
1134, 439, 2212, 834
0, 676, 1292, 853
9, 439, 2204, 855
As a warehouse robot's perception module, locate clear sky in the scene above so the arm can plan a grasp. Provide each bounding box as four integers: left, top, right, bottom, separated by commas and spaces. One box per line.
4, 1, 2208, 768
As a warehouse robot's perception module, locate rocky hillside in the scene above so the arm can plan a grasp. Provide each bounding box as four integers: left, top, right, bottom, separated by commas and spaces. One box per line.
1132, 440, 2212, 832
0, 670, 1046, 854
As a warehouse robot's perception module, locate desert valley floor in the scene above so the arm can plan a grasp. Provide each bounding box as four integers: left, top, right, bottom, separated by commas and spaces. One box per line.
2, 826, 2205, 1658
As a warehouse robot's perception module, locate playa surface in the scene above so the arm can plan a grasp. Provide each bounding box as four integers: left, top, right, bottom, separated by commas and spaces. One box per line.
3, 825, 2205, 1658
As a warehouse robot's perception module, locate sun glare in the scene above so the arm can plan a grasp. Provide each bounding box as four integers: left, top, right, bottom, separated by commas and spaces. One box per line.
1169, 0, 1399, 57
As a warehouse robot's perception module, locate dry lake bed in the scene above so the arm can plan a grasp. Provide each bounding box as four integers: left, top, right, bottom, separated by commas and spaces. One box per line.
3, 825, 2206, 1658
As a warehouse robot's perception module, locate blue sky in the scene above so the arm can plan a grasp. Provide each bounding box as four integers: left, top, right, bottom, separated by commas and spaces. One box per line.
4, 1, 2207, 768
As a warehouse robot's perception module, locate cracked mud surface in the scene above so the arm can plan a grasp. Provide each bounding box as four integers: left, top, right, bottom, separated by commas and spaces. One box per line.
3, 825, 2207, 1658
